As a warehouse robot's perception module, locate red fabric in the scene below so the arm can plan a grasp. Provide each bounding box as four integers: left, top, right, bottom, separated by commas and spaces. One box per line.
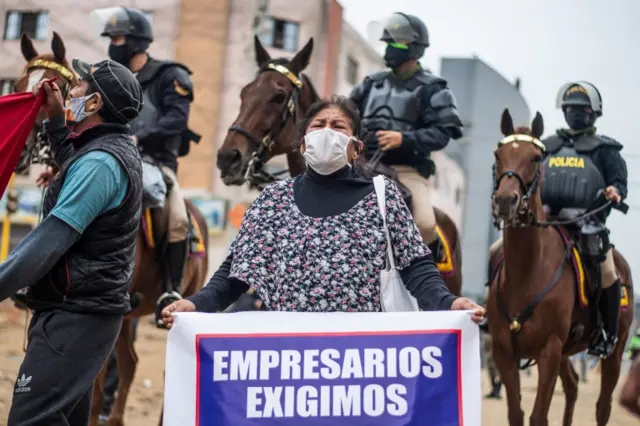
0, 91, 44, 197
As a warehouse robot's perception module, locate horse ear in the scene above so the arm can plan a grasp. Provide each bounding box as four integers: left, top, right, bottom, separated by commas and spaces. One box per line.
51, 32, 66, 63
531, 111, 544, 139
254, 35, 271, 66
289, 38, 314, 75
20, 33, 38, 61
500, 108, 515, 136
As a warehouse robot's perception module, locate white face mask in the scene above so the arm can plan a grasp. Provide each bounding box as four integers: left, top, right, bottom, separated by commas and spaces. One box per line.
302, 127, 353, 175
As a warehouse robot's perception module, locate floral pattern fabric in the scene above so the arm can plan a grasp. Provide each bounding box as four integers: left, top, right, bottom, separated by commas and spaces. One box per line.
229, 176, 430, 312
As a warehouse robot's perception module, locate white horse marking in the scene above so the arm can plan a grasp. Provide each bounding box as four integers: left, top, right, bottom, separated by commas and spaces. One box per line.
26, 69, 46, 92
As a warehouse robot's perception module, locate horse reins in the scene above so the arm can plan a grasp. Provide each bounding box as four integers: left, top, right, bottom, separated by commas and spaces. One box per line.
228, 63, 303, 189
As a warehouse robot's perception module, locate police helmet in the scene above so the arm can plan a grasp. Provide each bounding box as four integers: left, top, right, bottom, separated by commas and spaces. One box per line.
555, 81, 603, 117
380, 13, 429, 59
101, 7, 153, 42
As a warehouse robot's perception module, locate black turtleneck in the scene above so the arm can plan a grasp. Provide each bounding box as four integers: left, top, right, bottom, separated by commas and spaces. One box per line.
188, 166, 457, 312
293, 165, 374, 217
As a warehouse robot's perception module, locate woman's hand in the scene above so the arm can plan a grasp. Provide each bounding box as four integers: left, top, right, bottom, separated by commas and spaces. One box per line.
161, 299, 196, 329
450, 297, 485, 324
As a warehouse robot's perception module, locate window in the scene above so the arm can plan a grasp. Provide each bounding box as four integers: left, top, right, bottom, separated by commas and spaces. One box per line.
260, 17, 299, 52
0, 79, 15, 95
346, 56, 359, 85
4, 11, 49, 41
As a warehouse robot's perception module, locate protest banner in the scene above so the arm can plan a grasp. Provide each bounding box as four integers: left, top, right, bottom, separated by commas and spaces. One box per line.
164, 311, 481, 426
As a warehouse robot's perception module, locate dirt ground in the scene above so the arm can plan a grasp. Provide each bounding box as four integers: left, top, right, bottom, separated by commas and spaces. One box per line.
0, 301, 637, 426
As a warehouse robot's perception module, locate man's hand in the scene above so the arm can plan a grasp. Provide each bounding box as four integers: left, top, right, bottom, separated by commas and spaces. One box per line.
131, 135, 138, 145
34, 79, 65, 119
36, 166, 56, 188
376, 130, 403, 151
604, 186, 621, 204
450, 297, 486, 324
161, 299, 196, 329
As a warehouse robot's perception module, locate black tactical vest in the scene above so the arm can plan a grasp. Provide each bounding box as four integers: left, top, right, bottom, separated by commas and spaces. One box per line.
26, 127, 143, 315
359, 70, 447, 173
540, 145, 605, 213
131, 59, 193, 170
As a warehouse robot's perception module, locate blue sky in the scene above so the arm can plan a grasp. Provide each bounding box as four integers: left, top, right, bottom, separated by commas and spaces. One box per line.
341, 0, 640, 284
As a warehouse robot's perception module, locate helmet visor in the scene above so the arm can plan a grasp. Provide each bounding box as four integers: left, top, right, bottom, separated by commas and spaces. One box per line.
367, 13, 418, 46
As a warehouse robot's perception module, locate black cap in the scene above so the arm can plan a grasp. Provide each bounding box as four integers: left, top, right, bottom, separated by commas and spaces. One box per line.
72, 58, 143, 124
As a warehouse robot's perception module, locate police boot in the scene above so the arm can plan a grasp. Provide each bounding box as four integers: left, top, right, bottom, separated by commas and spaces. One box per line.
485, 380, 502, 399
427, 235, 445, 264
589, 279, 621, 358
10, 288, 28, 311
155, 240, 188, 328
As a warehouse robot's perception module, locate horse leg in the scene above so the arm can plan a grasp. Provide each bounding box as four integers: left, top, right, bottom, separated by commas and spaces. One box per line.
493, 344, 524, 426
558, 356, 579, 426
88, 361, 109, 426
619, 356, 640, 417
108, 319, 138, 426
595, 333, 627, 425
529, 336, 563, 426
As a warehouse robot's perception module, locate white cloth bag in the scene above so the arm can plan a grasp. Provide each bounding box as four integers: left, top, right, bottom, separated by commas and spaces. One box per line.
373, 175, 420, 312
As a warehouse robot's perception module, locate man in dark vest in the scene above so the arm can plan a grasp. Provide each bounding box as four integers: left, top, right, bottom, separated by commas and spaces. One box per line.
488, 81, 628, 358
350, 12, 463, 262
0, 59, 143, 425
97, 6, 200, 323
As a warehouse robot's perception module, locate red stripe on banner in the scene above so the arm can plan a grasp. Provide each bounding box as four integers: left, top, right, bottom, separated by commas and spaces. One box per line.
0, 91, 45, 197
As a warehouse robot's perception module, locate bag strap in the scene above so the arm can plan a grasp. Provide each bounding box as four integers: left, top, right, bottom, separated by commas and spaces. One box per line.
373, 175, 397, 269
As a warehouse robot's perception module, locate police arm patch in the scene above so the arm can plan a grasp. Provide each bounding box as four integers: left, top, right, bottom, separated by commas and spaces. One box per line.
173, 79, 191, 97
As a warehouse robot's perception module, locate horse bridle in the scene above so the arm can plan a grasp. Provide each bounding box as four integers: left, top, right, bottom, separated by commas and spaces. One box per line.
20, 58, 75, 169
491, 134, 546, 229
228, 63, 303, 189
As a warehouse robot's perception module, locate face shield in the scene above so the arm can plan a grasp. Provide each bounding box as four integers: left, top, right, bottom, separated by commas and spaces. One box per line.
555, 81, 602, 114
367, 13, 418, 48
89, 8, 129, 41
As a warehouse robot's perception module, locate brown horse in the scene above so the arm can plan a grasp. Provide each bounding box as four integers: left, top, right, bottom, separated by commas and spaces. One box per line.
11, 32, 208, 426
216, 36, 462, 296
14, 32, 76, 174
487, 108, 634, 426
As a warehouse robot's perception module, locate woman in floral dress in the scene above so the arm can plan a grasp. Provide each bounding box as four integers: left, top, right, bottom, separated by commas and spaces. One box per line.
161, 96, 483, 326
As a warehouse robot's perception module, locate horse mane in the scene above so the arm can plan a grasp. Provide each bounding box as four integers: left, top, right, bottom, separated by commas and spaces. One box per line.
258, 58, 320, 103
513, 126, 533, 136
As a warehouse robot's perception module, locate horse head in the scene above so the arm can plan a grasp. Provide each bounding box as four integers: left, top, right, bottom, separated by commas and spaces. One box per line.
217, 36, 318, 186
492, 108, 545, 224
14, 31, 77, 174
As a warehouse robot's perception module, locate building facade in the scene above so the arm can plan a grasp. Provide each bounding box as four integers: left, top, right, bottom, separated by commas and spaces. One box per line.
440, 57, 530, 298
0, 0, 466, 242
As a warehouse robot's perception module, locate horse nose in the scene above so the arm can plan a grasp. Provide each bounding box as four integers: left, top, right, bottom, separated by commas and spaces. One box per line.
217, 149, 243, 174
494, 192, 519, 216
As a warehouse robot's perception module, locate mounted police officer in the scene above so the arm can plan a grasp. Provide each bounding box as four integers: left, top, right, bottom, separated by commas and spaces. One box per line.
94, 6, 201, 324
350, 13, 463, 262
540, 81, 628, 358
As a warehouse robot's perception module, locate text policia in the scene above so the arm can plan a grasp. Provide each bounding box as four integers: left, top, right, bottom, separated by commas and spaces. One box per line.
212, 345, 444, 419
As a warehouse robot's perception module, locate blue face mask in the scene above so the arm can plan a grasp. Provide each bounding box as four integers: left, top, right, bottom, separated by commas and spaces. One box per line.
66, 94, 96, 124
384, 45, 412, 69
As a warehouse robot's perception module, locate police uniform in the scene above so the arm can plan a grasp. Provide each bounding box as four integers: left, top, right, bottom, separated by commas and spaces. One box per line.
349, 13, 463, 260
99, 7, 200, 317
489, 81, 628, 358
